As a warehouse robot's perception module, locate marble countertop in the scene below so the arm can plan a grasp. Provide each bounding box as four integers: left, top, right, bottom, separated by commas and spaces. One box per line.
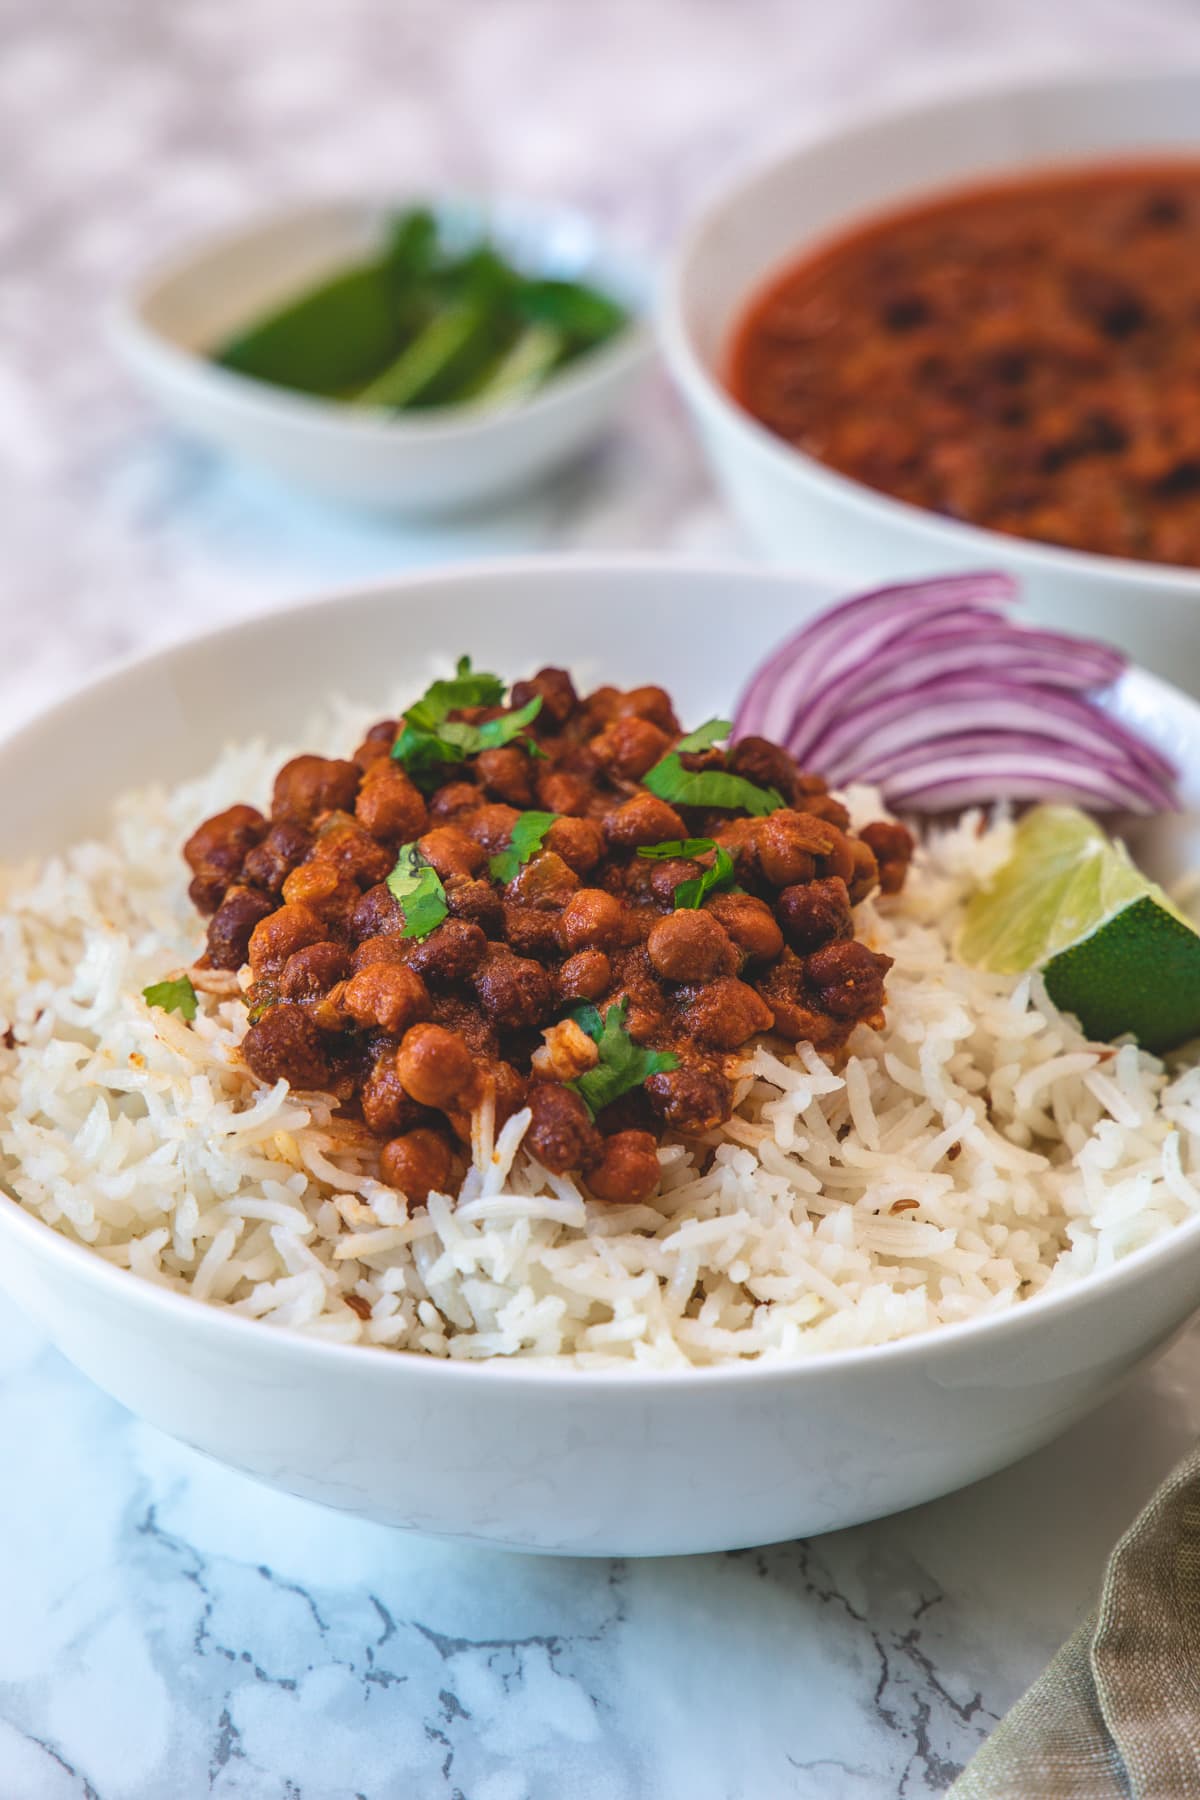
8, 1, 1200, 1794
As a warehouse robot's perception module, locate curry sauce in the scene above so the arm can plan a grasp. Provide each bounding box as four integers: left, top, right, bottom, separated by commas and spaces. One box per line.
730, 161, 1200, 566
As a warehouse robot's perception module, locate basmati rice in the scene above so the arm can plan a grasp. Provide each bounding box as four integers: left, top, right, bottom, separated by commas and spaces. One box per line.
1, 723, 1198, 1369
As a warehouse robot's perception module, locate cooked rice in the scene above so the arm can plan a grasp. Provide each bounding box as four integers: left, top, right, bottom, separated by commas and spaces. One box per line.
2, 708, 1199, 1370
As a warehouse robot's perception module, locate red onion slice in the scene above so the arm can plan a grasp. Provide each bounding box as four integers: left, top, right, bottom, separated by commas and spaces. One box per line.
810, 680, 1175, 787
849, 735, 1170, 814
732, 572, 1177, 816
733, 572, 1017, 744
791, 632, 1130, 767
888, 765, 1162, 813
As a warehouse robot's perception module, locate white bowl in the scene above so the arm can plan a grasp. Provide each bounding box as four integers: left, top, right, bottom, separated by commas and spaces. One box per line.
663, 68, 1200, 693
112, 198, 652, 514
2, 557, 1200, 1557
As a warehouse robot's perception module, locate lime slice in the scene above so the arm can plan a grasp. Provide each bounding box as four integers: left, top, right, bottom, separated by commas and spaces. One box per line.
958, 805, 1200, 1052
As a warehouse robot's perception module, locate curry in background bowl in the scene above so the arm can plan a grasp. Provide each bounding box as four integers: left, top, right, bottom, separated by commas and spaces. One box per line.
729, 160, 1200, 569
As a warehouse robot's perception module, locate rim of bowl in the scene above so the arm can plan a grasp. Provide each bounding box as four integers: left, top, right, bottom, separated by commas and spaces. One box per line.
3, 550, 1200, 1390
660, 62, 1200, 595
111, 193, 655, 447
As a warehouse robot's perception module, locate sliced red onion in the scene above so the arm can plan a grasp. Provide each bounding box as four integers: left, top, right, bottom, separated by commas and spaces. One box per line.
888, 764, 1162, 814
810, 681, 1175, 788
732, 572, 1177, 815
790, 627, 1128, 767
852, 736, 1171, 815
733, 572, 1017, 746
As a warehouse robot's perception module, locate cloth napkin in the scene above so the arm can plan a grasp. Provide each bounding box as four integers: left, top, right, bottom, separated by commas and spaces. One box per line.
949, 1445, 1200, 1798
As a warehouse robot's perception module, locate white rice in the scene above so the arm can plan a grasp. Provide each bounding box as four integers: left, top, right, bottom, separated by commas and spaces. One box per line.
2, 717, 1199, 1370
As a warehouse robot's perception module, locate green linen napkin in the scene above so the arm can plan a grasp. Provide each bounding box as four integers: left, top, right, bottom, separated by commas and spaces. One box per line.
949, 1445, 1200, 1798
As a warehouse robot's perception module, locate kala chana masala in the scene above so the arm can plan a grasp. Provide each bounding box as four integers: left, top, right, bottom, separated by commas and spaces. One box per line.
730, 162, 1200, 566
177, 662, 911, 1207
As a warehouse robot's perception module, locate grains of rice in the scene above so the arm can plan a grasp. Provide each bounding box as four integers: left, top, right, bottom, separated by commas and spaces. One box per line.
1, 721, 1199, 1370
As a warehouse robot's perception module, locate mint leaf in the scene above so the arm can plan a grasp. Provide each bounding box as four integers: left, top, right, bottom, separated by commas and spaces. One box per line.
643, 754, 783, 817
489, 810, 559, 883
674, 843, 738, 910
387, 842, 448, 939
676, 717, 734, 753
568, 998, 679, 1117
636, 837, 717, 861
143, 975, 198, 1022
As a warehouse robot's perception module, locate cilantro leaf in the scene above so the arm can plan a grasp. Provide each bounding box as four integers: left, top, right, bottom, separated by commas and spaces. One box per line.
567, 998, 679, 1117
439, 693, 544, 755
390, 721, 467, 790
489, 810, 559, 883
478, 692, 543, 747
395, 687, 545, 787
386, 842, 449, 939
633, 836, 740, 907
643, 754, 783, 817
571, 1001, 605, 1043
392, 656, 517, 785
142, 975, 198, 1022
635, 837, 717, 861
673, 843, 738, 910
676, 717, 734, 753
407, 655, 506, 728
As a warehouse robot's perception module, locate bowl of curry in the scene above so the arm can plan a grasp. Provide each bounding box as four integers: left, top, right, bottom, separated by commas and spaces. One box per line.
663, 67, 1200, 692
5, 558, 1200, 1556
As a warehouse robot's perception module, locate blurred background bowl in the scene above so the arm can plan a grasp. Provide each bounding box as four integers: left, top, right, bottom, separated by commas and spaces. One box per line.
662, 67, 1200, 692
112, 195, 652, 514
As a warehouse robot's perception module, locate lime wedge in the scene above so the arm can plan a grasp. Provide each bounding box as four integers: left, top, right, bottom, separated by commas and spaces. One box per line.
957, 805, 1200, 1052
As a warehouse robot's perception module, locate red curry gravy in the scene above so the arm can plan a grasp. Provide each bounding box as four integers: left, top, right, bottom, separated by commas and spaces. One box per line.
729, 161, 1200, 567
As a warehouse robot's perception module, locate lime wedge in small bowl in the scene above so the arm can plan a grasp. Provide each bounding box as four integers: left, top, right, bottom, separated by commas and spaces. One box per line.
958, 804, 1200, 1052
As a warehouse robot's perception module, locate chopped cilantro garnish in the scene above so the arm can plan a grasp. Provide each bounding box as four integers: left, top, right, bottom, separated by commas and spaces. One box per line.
568, 998, 679, 1117
570, 1001, 605, 1041
387, 842, 449, 939
643, 753, 783, 816
392, 659, 544, 789
489, 810, 559, 883
636, 836, 719, 861
675, 717, 734, 753
142, 975, 198, 1022
438, 693, 544, 756
634, 836, 739, 908
673, 844, 738, 910
390, 722, 467, 789
406, 655, 506, 731
641, 719, 783, 816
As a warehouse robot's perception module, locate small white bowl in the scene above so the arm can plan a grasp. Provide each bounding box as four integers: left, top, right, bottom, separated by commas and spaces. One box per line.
663, 68, 1200, 692
1, 557, 1200, 1556
113, 197, 652, 513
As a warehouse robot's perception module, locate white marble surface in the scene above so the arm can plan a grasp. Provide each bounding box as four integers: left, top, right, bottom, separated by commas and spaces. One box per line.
9, 1, 1200, 1794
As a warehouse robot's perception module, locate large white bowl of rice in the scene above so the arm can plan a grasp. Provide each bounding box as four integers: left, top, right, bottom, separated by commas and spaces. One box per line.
3, 558, 1200, 1556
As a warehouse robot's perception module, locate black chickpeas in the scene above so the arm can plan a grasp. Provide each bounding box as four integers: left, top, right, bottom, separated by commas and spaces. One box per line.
173, 662, 910, 1198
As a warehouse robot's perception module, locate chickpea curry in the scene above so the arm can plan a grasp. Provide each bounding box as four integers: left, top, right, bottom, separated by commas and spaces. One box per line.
173, 663, 912, 1207
730, 162, 1200, 567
